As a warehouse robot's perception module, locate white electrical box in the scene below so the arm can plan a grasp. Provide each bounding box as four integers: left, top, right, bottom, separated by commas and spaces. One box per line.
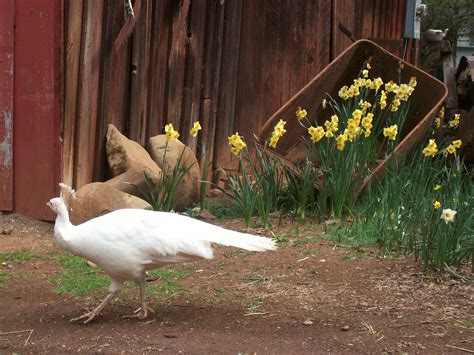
404, 0, 427, 39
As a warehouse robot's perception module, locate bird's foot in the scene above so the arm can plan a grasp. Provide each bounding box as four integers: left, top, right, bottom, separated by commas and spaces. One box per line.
122, 303, 155, 320
70, 309, 102, 324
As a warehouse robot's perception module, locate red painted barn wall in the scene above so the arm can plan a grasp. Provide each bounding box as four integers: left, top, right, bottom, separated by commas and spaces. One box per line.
0, 0, 14, 211
13, 0, 62, 220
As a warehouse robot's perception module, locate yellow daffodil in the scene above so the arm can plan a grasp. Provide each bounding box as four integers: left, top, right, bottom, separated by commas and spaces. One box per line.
434, 116, 441, 128
380, 90, 387, 109
371, 77, 383, 92
165, 123, 180, 141
228, 132, 246, 155
362, 69, 369, 78
385, 81, 399, 93
448, 113, 460, 128
352, 109, 363, 121
324, 118, 338, 137
338, 85, 349, 100
296, 107, 307, 120
409, 76, 417, 88
396, 84, 414, 101
269, 119, 287, 148
433, 200, 441, 209
348, 84, 360, 97
347, 118, 361, 137
391, 98, 401, 112
353, 78, 366, 88
423, 139, 438, 157
383, 124, 398, 140
308, 126, 325, 143
452, 139, 462, 148
366, 63, 371, 69
362, 114, 373, 137
439, 106, 445, 119
434, 184, 442, 191
189, 121, 202, 137
359, 100, 372, 113
440, 208, 457, 224
336, 133, 348, 151
446, 144, 456, 155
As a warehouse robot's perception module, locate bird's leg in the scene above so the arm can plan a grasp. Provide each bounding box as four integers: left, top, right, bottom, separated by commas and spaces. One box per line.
71, 280, 122, 324
123, 279, 155, 320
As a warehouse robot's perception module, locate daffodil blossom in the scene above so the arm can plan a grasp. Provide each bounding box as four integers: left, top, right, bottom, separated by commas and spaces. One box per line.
165, 123, 180, 141
440, 208, 457, 224
189, 121, 202, 137
228, 132, 246, 155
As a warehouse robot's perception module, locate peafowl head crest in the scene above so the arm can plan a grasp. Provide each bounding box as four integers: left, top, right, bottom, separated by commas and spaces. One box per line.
47, 183, 76, 215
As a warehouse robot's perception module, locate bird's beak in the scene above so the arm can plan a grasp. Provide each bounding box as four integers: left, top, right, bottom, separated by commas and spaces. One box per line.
46, 201, 52, 208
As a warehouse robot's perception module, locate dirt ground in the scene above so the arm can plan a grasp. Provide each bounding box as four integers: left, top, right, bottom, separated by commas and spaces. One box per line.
0, 212, 473, 354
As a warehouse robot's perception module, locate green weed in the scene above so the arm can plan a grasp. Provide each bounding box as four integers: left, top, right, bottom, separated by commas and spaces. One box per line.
204, 200, 241, 220
0, 272, 8, 288
0, 250, 42, 263
49, 254, 109, 297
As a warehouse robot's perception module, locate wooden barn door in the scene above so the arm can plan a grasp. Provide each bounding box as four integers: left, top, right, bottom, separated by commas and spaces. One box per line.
12, 0, 62, 220
0, 0, 14, 211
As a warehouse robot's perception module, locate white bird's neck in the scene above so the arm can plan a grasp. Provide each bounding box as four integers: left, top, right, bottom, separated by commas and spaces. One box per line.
53, 202, 75, 250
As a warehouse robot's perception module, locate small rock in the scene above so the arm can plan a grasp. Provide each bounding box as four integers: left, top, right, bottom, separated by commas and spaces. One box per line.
303, 320, 314, 326
341, 325, 350, 331
319, 259, 326, 263
1, 225, 13, 235
208, 189, 223, 198
87, 261, 98, 268
324, 219, 340, 225
196, 208, 216, 220
0, 338, 10, 349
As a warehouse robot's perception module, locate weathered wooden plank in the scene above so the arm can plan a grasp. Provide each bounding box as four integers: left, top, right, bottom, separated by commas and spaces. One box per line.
0, 0, 14, 211
360, 0, 374, 38
146, 0, 172, 138
213, 0, 243, 171
304, 0, 331, 83
75, 0, 103, 188
63, 0, 83, 187
14, 0, 62, 220
206, 0, 225, 176
259, 0, 286, 133
234, 0, 264, 154
129, 0, 152, 145
282, 0, 305, 103
200, 98, 213, 181
166, 0, 190, 132
332, 0, 357, 58
94, 1, 132, 182
181, 0, 208, 153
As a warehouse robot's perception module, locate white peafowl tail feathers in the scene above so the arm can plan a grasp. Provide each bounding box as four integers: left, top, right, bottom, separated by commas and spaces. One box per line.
198, 227, 277, 252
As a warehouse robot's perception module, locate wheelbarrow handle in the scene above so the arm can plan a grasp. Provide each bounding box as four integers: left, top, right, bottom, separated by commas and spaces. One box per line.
338, 23, 357, 43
